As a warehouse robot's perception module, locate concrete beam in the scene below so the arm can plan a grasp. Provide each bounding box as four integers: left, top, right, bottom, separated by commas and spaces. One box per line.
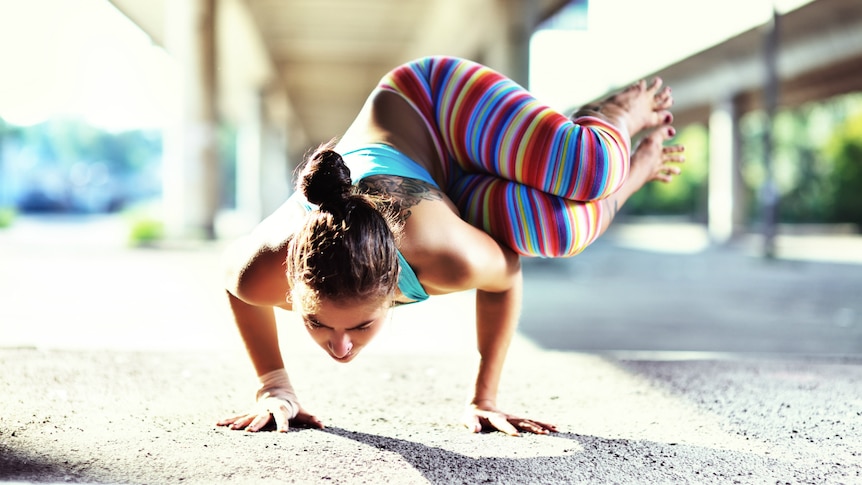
654, 0, 862, 126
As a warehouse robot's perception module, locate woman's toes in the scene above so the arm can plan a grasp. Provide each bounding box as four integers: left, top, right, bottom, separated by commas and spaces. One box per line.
655, 87, 673, 107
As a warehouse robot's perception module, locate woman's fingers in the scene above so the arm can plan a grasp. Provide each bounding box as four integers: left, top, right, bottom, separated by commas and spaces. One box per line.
463, 416, 482, 433
523, 418, 558, 433
293, 410, 326, 430
225, 414, 255, 431
217, 412, 273, 432
216, 414, 243, 427
270, 409, 291, 432
510, 417, 558, 435
488, 413, 520, 437
465, 404, 558, 436
247, 412, 273, 432
516, 420, 549, 435
220, 399, 322, 433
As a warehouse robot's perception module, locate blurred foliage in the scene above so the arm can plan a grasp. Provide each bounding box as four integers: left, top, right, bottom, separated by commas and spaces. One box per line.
4, 118, 161, 174
742, 93, 862, 228
624, 124, 709, 220
124, 206, 164, 246
128, 217, 164, 246
0, 117, 162, 213
825, 109, 862, 227
0, 206, 15, 228
625, 92, 862, 230
4, 92, 861, 229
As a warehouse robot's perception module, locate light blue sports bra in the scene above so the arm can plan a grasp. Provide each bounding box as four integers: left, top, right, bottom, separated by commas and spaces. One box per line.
292, 143, 436, 302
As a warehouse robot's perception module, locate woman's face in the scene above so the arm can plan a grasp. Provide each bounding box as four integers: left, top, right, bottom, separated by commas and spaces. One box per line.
301, 297, 390, 363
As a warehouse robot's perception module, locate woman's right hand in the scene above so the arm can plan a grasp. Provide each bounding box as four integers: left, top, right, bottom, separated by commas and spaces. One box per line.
217, 398, 324, 432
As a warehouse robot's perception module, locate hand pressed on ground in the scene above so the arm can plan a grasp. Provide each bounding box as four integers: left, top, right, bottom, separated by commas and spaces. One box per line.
462, 401, 558, 437
217, 400, 324, 433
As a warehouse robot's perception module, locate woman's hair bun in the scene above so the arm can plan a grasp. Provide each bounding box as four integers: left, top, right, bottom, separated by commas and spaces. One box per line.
298, 145, 352, 208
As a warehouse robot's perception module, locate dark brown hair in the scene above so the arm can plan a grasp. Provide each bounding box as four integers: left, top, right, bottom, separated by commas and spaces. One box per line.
286, 143, 400, 311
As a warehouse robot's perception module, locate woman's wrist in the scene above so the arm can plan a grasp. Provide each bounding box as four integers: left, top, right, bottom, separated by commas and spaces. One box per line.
470, 397, 497, 408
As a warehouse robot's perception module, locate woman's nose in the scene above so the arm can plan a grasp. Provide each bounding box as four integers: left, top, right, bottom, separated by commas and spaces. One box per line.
328, 333, 353, 358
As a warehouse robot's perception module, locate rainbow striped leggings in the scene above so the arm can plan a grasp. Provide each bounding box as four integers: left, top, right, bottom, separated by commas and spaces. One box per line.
379, 56, 631, 258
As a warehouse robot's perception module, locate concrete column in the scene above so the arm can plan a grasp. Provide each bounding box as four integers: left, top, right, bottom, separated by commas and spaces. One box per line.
259, 86, 297, 216
235, 90, 263, 224
232, 88, 292, 227
162, 0, 220, 240
258, 118, 291, 217
484, 0, 537, 87
708, 99, 745, 244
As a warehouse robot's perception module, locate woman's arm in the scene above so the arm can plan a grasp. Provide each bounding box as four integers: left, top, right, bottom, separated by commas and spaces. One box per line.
415, 211, 556, 435
217, 291, 323, 432
226, 291, 285, 377
218, 210, 324, 431
465, 245, 557, 436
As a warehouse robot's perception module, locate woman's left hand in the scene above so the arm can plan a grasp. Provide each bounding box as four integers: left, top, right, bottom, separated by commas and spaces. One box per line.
462, 401, 558, 436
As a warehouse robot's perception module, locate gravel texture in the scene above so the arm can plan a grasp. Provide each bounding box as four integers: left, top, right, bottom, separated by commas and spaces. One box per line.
1, 217, 860, 484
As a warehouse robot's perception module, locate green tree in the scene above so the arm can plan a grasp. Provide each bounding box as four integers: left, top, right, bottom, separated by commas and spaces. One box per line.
825, 109, 862, 228
623, 124, 708, 219
740, 92, 862, 228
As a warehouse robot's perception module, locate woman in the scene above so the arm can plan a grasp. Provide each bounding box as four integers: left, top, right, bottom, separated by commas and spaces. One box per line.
218, 56, 684, 436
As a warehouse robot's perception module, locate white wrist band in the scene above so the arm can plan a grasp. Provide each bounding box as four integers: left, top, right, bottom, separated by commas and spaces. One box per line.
256, 368, 299, 419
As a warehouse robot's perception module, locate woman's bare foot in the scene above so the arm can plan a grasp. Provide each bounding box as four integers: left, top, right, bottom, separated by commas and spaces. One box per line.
630, 124, 685, 184
593, 124, 686, 237
574, 78, 674, 138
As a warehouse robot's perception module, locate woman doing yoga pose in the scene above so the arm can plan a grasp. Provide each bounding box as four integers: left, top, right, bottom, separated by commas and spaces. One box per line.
218, 56, 684, 436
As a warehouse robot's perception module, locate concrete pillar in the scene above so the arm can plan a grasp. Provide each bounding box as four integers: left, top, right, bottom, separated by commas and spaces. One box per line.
484, 0, 537, 87
258, 116, 291, 216
708, 99, 745, 244
233, 87, 292, 227
761, 8, 781, 258
162, 0, 220, 240
259, 86, 298, 216
509, 0, 537, 88
235, 90, 263, 224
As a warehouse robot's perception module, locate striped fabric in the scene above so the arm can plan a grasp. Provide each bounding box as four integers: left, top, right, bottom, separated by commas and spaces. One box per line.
379, 56, 631, 257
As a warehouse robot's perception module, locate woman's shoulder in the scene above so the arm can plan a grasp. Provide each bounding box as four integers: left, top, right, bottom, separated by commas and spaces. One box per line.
401, 202, 519, 295
223, 198, 306, 307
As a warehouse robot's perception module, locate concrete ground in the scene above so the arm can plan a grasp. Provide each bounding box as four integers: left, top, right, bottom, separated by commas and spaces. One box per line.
1, 216, 860, 484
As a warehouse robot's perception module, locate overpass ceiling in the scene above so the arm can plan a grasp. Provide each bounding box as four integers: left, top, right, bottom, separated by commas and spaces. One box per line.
245, 0, 436, 145
109, 0, 569, 146
648, 0, 862, 126
109, 0, 862, 139
244, 0, 569, 145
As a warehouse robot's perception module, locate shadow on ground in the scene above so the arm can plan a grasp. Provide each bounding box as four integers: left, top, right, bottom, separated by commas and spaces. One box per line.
312, 427, 824, 484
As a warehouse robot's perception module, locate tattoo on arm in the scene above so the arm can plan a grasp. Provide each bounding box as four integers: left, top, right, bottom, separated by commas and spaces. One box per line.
358, 176, 443, 221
